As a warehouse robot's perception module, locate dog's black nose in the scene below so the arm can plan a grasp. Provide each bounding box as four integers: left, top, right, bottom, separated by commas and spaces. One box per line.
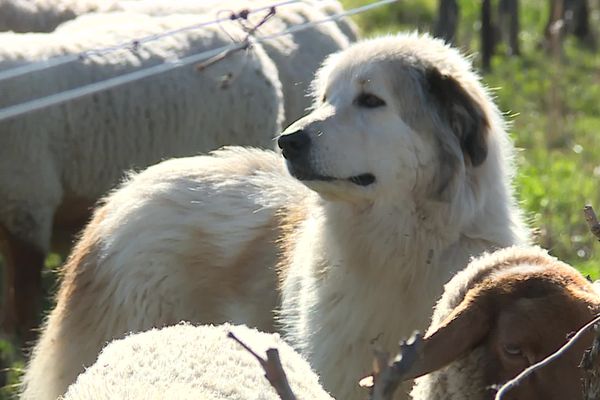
278, 130, 311, 160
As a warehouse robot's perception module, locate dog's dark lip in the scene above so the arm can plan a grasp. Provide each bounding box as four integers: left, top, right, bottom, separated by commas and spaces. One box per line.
288, 167, 335, 182
347, 173, 376, 186
289, 165, 376, 187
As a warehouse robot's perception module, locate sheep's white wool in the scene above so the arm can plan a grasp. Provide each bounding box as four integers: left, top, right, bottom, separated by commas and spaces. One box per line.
245, 1, 352, 125
62, 323, 334, 400
59, 0, 354, 125
304, 0, 360, 41
0, 0, 358, 41
0, 0, 113, 32
0, 0, 354, 126
110, 0, 356, 126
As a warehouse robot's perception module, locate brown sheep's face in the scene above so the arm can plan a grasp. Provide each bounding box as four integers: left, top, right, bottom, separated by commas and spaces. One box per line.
396, 253, 600, 400
484, 293, 595, 400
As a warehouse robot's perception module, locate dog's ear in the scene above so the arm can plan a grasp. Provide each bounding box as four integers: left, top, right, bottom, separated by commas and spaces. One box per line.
425, 67, 488, 167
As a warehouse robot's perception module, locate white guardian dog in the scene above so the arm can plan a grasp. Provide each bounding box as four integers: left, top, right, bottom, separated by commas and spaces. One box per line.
23, 33, 529, 400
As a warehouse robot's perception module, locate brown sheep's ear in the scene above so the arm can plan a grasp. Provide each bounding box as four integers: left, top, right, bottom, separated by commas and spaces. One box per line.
402, 288, 494, 379
425, 67, 489, 167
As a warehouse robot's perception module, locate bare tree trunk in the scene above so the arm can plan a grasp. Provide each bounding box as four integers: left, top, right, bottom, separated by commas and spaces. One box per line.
545, 0, 595, 49
481, 0, 495, 71
434, 0, 459, 44
547, 1, 564, 59
568, 0, 596, 48
499, 0, 520, 55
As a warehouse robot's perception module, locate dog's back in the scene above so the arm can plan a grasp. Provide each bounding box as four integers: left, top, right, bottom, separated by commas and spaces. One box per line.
22, 147, 309, 400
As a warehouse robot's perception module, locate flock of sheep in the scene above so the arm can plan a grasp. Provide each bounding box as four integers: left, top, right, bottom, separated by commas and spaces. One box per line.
0, 0, 354, 339
0, 1, 599, 400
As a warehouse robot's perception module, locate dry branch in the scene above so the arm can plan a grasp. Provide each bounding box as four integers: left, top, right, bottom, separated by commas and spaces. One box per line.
228, 331, 297, 400
196, 7, 276, 71
494, 314, 600, 400
581, 324, 600, 400
584, 205, 600, 241
359, 332, 423, 400
582, 204, 600, 399
496, 205, 600, 399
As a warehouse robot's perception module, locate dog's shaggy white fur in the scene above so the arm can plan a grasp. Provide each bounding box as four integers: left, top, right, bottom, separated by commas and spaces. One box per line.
23, 33, 529, 400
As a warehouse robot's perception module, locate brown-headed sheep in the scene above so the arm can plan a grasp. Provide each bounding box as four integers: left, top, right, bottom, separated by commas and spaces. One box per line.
404, 246, 600, 400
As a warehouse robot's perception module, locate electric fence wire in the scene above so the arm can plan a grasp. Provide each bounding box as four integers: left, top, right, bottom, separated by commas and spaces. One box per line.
0, 0, 303, 82
0, 0, 398, 122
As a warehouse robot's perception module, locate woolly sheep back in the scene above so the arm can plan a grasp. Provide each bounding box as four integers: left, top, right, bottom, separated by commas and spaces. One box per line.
0, 0, 114, 32
62, 323, 334, 400
100, 0, 354, 125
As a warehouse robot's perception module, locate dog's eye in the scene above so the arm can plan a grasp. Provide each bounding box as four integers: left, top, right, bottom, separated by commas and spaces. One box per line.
354, 93, 386, 108
322, 94, 327, 103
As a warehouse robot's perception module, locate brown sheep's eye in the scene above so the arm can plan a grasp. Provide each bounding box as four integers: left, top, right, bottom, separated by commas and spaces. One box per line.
503, 344, 522, 357
354, 93, 386, 108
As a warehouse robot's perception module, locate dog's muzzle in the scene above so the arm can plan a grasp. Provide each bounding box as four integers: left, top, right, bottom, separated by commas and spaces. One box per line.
278, 129, 310, 161
278, 129, 324, 181
278, 129, 376, 187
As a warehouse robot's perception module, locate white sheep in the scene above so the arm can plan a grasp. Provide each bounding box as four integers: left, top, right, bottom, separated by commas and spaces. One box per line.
0, 0, 114, 32
61, 323, 334, 400
115, 0, 360, 42
1, 0, 354, 125
0, 12, 284, 339
78, 0, 355, 125
0, 0, 359, 42
402, 246, 600, 400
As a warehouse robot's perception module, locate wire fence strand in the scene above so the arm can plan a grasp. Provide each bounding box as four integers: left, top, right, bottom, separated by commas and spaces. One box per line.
0, 0, 302, 82
0, 0, 398, 122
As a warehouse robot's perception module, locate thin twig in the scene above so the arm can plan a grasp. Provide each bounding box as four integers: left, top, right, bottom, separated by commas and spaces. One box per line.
195, 42, 249, 71
584, 205, 600, 241
582, 204, 600, 398
581, 324, 600, 399
360, 332, 423, 400
196, 7, 276, 70
495, 314, 600, 400
228, 331, 297, 400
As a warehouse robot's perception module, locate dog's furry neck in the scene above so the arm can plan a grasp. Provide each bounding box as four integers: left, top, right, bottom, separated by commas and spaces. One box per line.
320, 193, 473, 275
279, 179, 523, 399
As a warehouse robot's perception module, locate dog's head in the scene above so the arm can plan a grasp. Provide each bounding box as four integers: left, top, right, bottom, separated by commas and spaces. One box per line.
278, 33, 494, 204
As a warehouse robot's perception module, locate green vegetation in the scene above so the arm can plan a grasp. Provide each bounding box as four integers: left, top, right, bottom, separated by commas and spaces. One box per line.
342, 0, 600, 277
